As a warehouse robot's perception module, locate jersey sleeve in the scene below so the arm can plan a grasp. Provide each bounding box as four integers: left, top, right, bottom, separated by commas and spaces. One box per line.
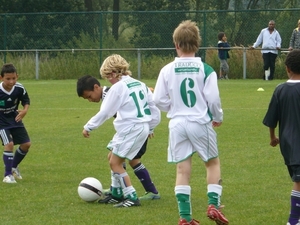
203, 65, 223, 122
147, 87, 161, 131
83, 86, 122, 132
153, 66, 171, 112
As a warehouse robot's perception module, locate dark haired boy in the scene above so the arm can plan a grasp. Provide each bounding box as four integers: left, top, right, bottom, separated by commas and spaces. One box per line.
0, 63, 31, 183
217, 32, 230, 80
263, 49, 300, 225
77, 75, 160, 204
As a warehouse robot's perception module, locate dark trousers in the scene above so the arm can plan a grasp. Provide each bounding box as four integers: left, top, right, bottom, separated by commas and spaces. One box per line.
262, 52, 277, 80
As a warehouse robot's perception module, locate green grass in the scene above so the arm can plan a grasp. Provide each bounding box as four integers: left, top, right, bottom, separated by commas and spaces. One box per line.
0, 79, 292, 225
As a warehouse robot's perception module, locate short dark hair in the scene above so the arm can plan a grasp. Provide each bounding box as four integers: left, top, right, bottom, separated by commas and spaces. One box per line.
77, 75, 100, 97
218, 32, 225, 41
1, 63, 17, 77
285, 50, 300, 74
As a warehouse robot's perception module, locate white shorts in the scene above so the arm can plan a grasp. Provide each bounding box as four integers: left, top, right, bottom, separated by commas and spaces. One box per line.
108, 123, 149, 160
168, 117, 219, 163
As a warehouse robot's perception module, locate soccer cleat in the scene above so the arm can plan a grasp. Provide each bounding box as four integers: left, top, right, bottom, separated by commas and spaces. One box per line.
207, 205, 229, 225
3, 175, 17, 183
139, 192, 161, 200
178, 218, 200, 225
103, 188, 112, 196
98, 194, 124, 204
12, 167, 22, 179
113, 198, 141, 208
287, 221, 300, 225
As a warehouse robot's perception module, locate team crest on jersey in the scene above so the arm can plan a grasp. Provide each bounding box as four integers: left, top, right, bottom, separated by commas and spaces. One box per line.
14, 99, 18, 104
0, 100, 4, 106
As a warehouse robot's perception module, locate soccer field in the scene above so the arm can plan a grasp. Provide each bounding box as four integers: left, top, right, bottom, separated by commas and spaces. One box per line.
0, 79, 291, 225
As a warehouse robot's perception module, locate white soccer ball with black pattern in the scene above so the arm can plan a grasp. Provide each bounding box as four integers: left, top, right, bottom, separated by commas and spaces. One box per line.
78, 177, 103, 202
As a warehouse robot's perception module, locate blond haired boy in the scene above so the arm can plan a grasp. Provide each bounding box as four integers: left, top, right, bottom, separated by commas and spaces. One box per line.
81, 54, 160, 207
153, 20, 229, 225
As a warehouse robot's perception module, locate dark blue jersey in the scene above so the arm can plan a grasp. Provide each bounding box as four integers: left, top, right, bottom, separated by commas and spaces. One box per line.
0, 82, 30, 129
217, 41, 230, 60
263, 81, 300, 165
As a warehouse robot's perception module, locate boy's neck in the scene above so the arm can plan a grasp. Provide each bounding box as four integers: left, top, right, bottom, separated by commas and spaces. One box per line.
179, 53, 195, 57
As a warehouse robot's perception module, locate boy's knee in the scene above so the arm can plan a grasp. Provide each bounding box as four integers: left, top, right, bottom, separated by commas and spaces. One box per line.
20, 142, 31, 152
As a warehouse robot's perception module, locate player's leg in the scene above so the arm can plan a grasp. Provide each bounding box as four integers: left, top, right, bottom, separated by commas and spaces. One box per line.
0, 129, 16, 183
11, 127, 31, 179
99, 137, 125, 204
102, 139, 127, 196
111, 123, 148, 207
176, 158, 199, 225
129, 139, 160, 200
287, 166, 300, 225
109, 153, 140, 207
198, 124, 228, 225
168, 118, 199, 225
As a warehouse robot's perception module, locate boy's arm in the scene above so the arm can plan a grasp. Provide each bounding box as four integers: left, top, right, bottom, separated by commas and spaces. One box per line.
269, 127, 279, 147
203, 71, 223, 123
147, 88, 161, 133
16, 104, 29, 122
16, 90, 30, 122
153, 70, 171, 112
83, 88, 121, 134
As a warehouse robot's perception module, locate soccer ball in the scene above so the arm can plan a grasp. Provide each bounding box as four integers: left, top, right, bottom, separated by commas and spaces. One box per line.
78, 177, 103, 202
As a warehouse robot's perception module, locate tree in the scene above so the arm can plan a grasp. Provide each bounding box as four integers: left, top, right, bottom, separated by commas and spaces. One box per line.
112, 0, 120, 40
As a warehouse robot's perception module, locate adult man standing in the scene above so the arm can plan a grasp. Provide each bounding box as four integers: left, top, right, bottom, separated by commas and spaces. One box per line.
250, 20, 282, 80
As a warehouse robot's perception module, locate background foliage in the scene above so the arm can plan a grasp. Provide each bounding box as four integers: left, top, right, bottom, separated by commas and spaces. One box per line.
0, 1, 297, 80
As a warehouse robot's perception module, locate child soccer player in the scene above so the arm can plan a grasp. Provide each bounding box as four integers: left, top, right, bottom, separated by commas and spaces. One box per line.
263, 49, 300, 225
217, 32, 230, 80
153, 20, 229, 225
76, 75, 160, 201
80, 54, 160, 208
0, 63, 31, 183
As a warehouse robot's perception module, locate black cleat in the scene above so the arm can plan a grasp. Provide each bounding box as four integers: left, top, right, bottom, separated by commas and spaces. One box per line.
98, 194, 124, 204
113, 198, 141, 208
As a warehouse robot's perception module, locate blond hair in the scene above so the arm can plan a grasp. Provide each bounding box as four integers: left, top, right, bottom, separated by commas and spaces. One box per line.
172, 20, 201, 54
100, 54, 132, 80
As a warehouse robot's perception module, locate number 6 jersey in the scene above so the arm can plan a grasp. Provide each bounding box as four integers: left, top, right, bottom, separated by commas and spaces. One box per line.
153, 57, 223, 124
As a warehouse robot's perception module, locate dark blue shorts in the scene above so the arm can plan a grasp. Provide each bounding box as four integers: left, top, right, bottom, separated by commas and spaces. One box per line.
287, 165, 300, 182
0, 127, 30, 146
133, 138, 148, 159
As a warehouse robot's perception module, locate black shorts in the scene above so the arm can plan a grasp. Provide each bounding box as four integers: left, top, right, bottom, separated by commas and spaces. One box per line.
133, 138, 148, 159
0, 127, 30, 146
287, 165, 300, 182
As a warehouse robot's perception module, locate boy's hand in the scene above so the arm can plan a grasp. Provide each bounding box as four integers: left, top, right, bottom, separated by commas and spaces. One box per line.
15, 110, 27, 122
212, 121, 222, 127
82, 129, 90, 138
270, 137, 279, 147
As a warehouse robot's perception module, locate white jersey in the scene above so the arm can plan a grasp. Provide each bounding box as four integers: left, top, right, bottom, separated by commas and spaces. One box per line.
153, 57, 223, 124
84, 76, 160, 132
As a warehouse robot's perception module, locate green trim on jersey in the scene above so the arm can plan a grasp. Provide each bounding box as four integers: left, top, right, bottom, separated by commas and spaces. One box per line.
126, 81, 141, 88
203, 63, 215, 120
203, 63, 214, 82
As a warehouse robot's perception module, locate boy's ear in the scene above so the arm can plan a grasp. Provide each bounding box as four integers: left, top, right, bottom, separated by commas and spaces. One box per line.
93, 83, 100, 90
